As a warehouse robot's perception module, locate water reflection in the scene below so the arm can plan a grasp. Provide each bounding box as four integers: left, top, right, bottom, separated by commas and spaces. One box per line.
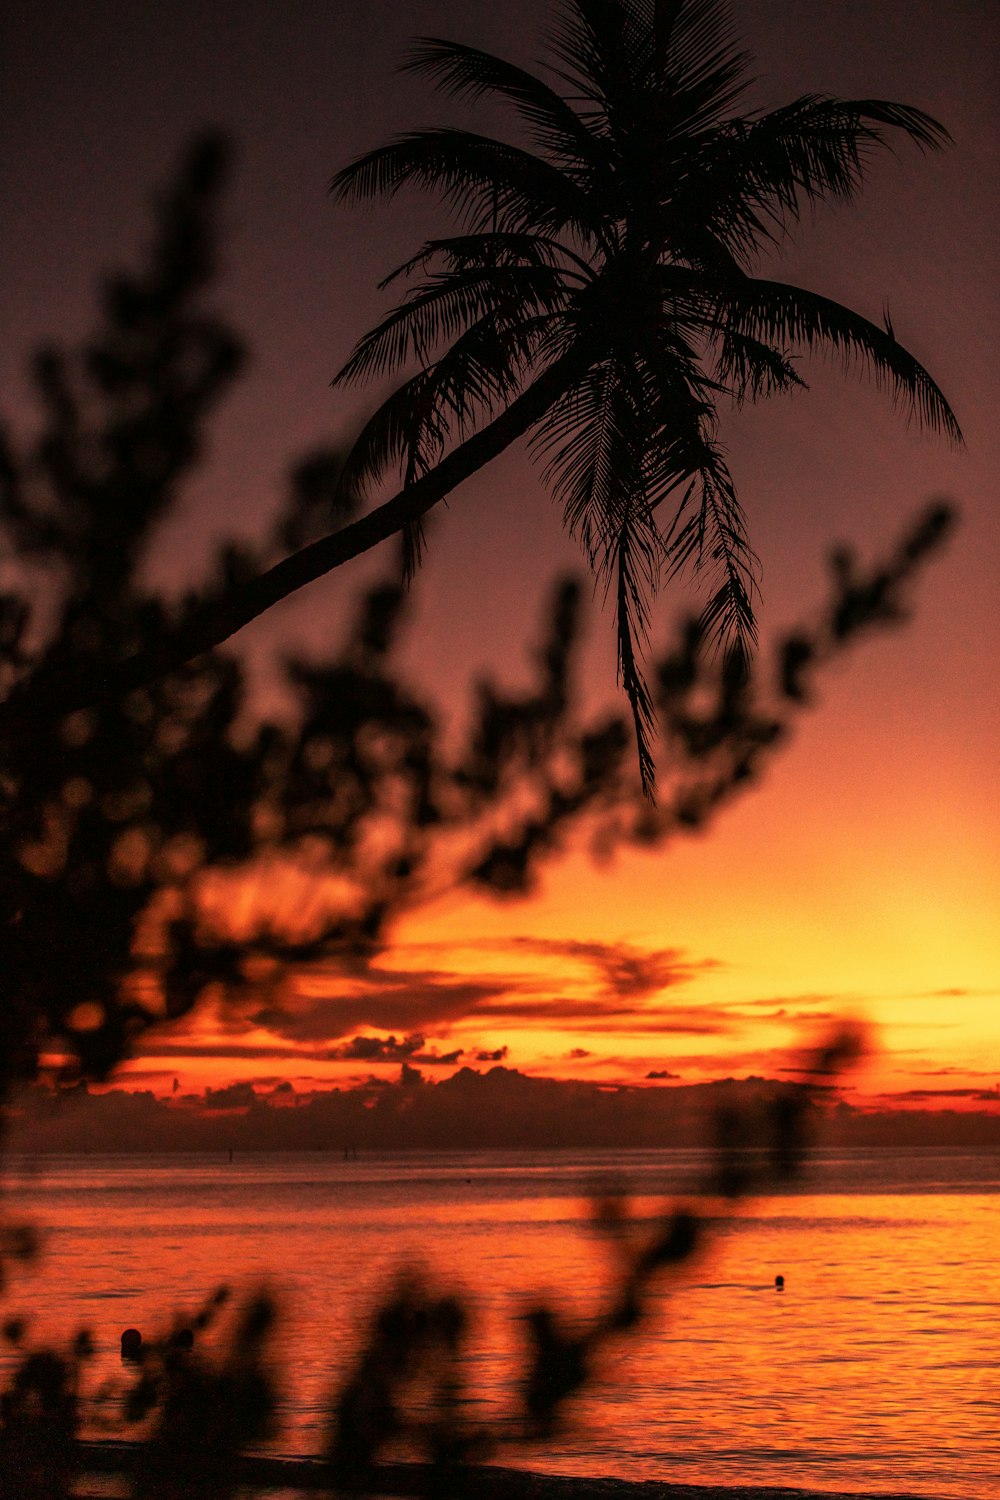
3, 1148, 997, 1499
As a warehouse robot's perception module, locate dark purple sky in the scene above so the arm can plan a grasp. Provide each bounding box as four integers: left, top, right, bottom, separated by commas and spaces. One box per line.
3, 1, 996, 669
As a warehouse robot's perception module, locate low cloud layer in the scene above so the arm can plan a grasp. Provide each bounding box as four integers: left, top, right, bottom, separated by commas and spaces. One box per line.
8, 1068, 1000, 1156
329, 1033, 464, 1066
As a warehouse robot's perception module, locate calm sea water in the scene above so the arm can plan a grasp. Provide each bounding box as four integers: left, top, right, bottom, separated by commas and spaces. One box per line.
2, 1148, 998, 1498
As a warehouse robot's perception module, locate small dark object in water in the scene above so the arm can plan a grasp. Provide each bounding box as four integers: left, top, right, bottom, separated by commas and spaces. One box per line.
120, 1327, 142, 1360
169, 1326, 194, 1351
775, 1274, 785, 1291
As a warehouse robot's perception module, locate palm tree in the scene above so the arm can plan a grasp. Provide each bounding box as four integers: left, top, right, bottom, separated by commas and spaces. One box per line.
331, 0, 959, 788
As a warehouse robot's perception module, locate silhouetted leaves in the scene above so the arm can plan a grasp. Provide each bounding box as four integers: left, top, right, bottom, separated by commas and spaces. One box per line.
0, 123, 957, 1500
0, 1344, 84, 1499
0, 130, 956, 1119
127, 1291, 277, 1500
330, 0, 959, 788
329, 1273, 482, 1492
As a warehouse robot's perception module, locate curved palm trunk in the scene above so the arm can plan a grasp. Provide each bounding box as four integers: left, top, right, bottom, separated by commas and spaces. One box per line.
0, 350, 589, 735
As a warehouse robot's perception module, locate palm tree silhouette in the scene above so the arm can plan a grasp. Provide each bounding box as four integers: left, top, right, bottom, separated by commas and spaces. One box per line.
332, 0, 961, 788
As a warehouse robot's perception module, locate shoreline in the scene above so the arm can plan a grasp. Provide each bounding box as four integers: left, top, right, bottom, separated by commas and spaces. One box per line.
77, 1442, 947, 1500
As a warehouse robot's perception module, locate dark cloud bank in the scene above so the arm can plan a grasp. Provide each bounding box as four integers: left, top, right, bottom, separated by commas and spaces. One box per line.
7, 1068, 999, 1154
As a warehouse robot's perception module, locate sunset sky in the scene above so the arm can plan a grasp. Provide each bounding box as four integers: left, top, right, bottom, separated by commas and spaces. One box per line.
3, 0, 997, 1125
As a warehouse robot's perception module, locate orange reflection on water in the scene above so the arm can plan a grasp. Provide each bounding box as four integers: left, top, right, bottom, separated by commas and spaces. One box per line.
2, 1154, 996, 1499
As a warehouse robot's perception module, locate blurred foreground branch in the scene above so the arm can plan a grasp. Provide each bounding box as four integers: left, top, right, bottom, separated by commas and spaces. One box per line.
3, 1027, 865, 1499
0, 134, 956, 1499
0, 134, 955, 1110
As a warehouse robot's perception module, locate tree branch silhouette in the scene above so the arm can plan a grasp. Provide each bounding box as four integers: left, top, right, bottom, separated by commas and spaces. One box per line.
0, 132, 955, 1117
0, 122, 958, 1500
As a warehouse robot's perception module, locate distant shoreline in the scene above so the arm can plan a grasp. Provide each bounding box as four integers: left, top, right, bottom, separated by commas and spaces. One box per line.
77, 1442, 946, 1500
6, 1070, 1000, 1157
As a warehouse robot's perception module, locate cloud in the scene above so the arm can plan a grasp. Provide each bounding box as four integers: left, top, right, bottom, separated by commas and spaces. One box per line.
9, 1070, 1000, 1156
646, 1069, 679, 1080
466, 990, 735, 1034
664, 1045, 815, 1074
329, 1033, 423, 1063
737, 992, 851, 1010
202, 1081, 259, 1111
473, 1046, 508, 1063
892, 1085, 1000, 1101
507, 936, 720, 999
110, 1066, 180, 1081
740, 1007, 838, 1023
909, 1065, 999, 1079
250, 968, 506, 1042
328, 1033, 465, 1067
142, 1041, 324, 1060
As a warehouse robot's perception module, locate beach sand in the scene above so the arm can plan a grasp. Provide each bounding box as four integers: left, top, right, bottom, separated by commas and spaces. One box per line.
76, 1443, 943, 1499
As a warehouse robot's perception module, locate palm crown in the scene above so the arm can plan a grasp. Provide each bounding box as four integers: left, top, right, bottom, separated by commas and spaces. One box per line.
331, 0, 960, 789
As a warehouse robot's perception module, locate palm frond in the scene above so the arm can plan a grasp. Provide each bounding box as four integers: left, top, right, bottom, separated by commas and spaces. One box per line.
331, 128, 599, 240
744, 95, 951, 198
381, 231, 590, 288
327, 0, 958, 791
544, 0, 639, 122
652, 0, 752, 128
404, 38, 611, 191
715, 327, 807, 402
532, 355, 642, 557
722, 278, 963, 440
532, 349, 665, 792
690, 469, 758, 657
833, 98, 951, 151
669, 95, 951, 263
339, 312, 555, 499
333, 264, 565, 387
338, 368, 450, 499
610, 510, 660, 794
400, 518, 427, 586
654, 0, 744, 81
660, 438, 759, 661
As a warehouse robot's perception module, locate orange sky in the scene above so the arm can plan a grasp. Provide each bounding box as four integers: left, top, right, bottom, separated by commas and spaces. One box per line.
4, 1, 998, 1119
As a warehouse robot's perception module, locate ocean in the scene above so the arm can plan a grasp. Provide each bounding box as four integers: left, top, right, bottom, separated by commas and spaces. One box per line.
1, 1147, 997, 1498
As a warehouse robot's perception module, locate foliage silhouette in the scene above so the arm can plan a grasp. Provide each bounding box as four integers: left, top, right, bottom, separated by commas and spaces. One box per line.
0, 1032, 870, 1499
318, 1027, 867, 1496
0, 132, 955, 1498
331, 0, 961, 785
0, 133, 954, 1124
